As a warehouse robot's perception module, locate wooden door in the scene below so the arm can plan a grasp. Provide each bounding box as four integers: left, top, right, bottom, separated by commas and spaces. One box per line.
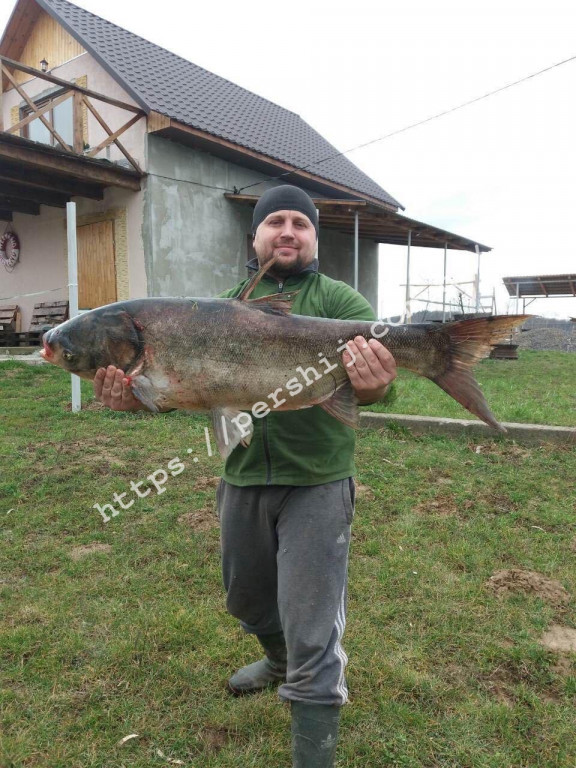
77, 220, 117, 309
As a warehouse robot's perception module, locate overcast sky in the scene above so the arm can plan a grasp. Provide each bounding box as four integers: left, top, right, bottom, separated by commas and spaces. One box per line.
2, 0, 575, 318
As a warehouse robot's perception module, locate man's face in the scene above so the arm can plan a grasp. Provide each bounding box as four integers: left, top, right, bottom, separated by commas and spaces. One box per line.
253, 209, 317, 278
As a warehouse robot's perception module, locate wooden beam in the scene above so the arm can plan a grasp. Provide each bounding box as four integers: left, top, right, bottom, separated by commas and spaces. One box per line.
147, 110, 171, 132
0, 138, 142, 191
0, 197, 41, 215
86, 112, 143, 158
5, 90, 73, 136
0, 180, 69, 207
1, 64, 70, 151
73, 91, 84, 153
82, 96, 142, 173
0, 162, 104, 199
0, 56, 144, 114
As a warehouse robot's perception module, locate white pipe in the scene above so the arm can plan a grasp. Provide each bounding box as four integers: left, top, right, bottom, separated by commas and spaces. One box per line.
405, 230, 412, 322
66, 202, 81, 413
475, 244, 481, 312
442, 242, 447, 322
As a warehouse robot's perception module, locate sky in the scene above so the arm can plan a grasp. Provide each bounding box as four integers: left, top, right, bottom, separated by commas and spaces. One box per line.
1, 0, 575, 318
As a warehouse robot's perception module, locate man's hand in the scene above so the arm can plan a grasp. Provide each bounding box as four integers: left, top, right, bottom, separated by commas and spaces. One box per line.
343, 336, 397, 405
94, 366, 145, 411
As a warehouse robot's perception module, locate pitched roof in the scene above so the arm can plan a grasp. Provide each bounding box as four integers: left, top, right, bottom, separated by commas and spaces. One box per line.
31, 0, 402, 209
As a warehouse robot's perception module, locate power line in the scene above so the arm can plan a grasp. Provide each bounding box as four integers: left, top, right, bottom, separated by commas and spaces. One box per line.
147, 172, 232, 192
238, 52, 576, 194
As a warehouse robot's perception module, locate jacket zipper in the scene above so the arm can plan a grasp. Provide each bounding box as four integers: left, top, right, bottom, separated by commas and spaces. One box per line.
262, 278, 286, 485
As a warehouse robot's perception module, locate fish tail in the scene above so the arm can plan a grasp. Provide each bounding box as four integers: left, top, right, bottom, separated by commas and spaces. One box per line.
431, 315, 530, 432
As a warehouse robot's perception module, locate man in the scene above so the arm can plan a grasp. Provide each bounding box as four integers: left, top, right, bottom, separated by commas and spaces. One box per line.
95, 185, 396, 767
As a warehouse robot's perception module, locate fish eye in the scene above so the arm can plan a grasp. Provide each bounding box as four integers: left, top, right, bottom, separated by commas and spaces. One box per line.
63, 351, 75, 361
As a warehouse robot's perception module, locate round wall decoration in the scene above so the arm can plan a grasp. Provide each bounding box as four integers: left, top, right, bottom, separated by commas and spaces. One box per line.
0, 232, 20, 268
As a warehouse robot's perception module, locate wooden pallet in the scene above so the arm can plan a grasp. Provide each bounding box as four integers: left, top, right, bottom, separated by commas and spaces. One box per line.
0, 301, 69, 347
490, 343, 519, 360
0, 305, 20, 347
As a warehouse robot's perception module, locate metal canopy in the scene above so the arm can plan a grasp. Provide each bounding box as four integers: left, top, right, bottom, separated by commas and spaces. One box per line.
225, 194, 491, 253
503, 274, 576, 298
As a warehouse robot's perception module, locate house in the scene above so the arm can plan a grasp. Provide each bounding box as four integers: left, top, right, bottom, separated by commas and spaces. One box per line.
0, 0, 489, 331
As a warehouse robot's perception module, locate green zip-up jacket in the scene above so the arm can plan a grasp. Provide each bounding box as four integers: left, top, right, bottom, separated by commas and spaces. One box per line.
218, 259, 376, 487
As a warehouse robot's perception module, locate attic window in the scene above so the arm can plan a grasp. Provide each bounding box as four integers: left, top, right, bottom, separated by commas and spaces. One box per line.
20, 88, 74, 148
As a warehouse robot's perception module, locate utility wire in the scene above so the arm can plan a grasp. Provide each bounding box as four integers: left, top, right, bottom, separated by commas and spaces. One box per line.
238, 52, 576, 194
147, 172, 232, 192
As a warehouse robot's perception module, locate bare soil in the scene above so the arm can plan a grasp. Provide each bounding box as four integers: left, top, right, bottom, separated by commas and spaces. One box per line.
486, 569, 571, 606
177, 508, 218, 531
69, 542, 112, 560
540, 625, 576, 652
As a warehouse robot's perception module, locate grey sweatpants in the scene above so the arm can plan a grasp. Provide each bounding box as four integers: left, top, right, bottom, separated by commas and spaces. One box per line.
217, 478, 356, 706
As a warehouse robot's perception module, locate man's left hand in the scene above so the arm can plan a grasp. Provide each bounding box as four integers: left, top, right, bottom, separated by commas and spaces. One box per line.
343, 336, 397, 405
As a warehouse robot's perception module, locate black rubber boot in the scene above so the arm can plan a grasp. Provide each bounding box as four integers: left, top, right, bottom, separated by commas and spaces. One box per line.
291, 701, 340, 767
228, 631, 287, 695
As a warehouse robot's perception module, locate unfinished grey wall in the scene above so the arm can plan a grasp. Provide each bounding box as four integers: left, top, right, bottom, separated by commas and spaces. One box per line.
144, 134, 378, 307
317, 229, 379, 312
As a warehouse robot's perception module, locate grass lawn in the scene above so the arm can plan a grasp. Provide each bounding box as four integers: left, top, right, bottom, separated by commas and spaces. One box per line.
370, 350, 576, 427
1, 361, 575, 767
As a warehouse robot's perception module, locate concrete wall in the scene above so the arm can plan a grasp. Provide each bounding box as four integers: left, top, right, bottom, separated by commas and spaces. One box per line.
144, 134, 378, 309
317, 228, 379, 311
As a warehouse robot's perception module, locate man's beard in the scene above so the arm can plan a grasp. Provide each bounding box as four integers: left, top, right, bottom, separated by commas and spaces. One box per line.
267, 256, 307, 278
260, 250, 316, 279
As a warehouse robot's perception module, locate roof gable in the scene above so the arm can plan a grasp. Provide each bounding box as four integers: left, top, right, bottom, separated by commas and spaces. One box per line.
19, 0, 403, 209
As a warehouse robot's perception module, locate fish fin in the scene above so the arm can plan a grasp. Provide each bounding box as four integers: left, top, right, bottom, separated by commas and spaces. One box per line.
318, 380, 359, 428
247, 291, 300, 315
238, 253, 281, 301
432, 314, 530, 432
128, 374, 160, 413
212, 407, 254, 459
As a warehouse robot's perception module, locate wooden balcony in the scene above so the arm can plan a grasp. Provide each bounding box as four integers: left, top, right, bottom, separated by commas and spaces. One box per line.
0, 56, 145, 220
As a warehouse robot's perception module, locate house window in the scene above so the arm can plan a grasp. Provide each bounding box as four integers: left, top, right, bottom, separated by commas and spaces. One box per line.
21, 90, 74, 148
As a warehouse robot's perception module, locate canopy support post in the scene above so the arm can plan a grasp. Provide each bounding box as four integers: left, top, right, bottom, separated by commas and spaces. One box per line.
353, 211, 359, 291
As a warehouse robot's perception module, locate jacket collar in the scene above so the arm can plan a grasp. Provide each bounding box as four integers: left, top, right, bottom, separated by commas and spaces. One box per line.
246, 257, 319, 278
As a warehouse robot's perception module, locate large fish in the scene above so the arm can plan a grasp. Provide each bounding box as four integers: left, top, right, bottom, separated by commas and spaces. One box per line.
41, 255, 528, 455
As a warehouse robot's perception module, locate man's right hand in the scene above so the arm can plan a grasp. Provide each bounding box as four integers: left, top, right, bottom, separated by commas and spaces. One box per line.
94, 366, 146, 411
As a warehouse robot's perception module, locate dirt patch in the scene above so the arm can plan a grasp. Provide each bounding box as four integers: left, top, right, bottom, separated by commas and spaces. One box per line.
199, 725, 245, 752
27, 437, 126, 470
65, 399, 105, 411
414, 492, 461, 517
356, 483, 375, 500
478, 492, 518, 515
551, 654, 575, 676
69, 542, 112, 560
486, 569, 570, 606
470, 442, 533, 462
194, 476, 221, 491
540, 625, 576, 653
178, 508, 218, 531
570, 537, 576, 553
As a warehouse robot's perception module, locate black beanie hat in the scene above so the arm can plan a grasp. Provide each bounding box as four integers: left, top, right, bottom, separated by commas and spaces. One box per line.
252, 185, 319, 237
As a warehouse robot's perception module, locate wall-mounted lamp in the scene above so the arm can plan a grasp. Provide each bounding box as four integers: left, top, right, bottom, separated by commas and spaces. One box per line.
40, 58, 48, 73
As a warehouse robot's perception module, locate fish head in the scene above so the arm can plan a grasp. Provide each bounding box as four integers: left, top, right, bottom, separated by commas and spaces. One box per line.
40, 308, 143, 379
